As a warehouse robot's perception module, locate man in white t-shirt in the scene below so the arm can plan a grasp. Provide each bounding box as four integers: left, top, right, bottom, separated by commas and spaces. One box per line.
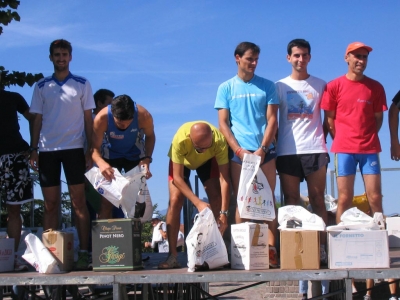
275, 39, 329, 266
29, 39, 95, 270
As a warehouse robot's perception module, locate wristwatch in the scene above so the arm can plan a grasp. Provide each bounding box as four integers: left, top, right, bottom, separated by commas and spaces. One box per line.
141, 156, 153, 163
29, 146, 38, 153
220, 210, 229, 217
261, 145, 269, 154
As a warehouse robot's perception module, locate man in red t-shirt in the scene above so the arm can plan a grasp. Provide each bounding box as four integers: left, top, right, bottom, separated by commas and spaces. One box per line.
321, 42, 387, 224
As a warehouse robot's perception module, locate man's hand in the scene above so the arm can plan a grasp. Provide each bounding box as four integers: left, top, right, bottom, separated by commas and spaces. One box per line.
99, 162, 115, 181
144, 242, 151, 248
253, 148, 266, 162
85, 151, 93, 171
139, 159, 152, 179
237, 148, 252, 161
195, 200, 210, 214
391, 143, 400, 161
29, 151, 39, 171
218, 214, 228, 234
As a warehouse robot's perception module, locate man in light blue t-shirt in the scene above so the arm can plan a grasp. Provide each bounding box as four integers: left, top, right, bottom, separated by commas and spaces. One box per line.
214, 41, 280, 268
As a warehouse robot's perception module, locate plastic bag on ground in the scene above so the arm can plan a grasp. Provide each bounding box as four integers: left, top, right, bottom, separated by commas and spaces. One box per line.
326, 207, 385, 231
186, 207, 229, 272
22, 233, 61, 274
278, 205, 326, 231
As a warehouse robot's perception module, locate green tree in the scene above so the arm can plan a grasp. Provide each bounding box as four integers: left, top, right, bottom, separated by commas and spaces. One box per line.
0, 0, 43, 89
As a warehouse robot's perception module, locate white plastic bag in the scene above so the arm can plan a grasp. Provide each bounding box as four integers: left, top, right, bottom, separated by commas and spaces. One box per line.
85, 167, 127, 208
324, 194, 338, 213
237, 153, 275, 221
186, 207, 229, 272
85, 165, 153, 222
278, 205, 326, 231
22, 233, 61, 274
158, 240, 169, 253
326, 208, 385, 231
121, 166, 153, 222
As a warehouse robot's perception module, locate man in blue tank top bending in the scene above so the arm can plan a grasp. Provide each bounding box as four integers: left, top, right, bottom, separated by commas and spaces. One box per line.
91, 94, 155, 219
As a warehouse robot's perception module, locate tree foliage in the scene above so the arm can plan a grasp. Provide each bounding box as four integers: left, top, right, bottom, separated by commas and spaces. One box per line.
0, 0, 43, 89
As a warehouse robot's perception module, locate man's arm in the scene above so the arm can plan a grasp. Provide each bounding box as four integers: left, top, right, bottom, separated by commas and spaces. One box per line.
137, 104, 155, 179
84, 109, 94, 170
253, 104, 278, 158
217, 163, 230, 234
324, 110, 336, 140
29, 113, 43, 171
22, 110, 36, 144
91, 108, 114, 181
172, 162, 209, 212
389, 103, 400, 160
218, 108, 252, 160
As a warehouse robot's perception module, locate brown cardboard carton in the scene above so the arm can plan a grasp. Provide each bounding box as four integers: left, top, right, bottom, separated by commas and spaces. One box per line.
42, 230, 74, 272
280, 230, 320, 270
92, 218, 142, 271
0, 238, 14, 272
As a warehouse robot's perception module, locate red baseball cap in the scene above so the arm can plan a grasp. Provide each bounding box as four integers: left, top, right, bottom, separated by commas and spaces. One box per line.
345, 42, 373, 55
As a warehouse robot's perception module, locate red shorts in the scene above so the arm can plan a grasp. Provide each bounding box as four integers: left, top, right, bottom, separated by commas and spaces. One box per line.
168, 157, 219, 184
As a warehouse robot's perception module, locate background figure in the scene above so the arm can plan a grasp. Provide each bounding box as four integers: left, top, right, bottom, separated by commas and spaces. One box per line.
0, 71, 34, 271
159, 121, 230, 269
29, 39, 95, 270
215, 41, 279, 268
275, 38, 329, 265
91, 94, 155, 219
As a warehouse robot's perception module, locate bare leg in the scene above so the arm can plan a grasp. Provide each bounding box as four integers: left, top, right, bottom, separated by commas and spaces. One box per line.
306, 166, 328, 246
42, 185, 62, 231
7, 204, 22, 251
203, 177, 222, 220
363, 174, 383, 215
389, 278, 398, 297
98, 196, 114, 219
279, 173, 301, 205
165, 180, 185, 257
260, 159, 277, 247
69, 183, 89, 251
365, 279, 374, 297
336, 175, 355, 224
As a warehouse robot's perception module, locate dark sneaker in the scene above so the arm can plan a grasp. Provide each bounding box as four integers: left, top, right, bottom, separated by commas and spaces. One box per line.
269, 246, 279, 268
158, 254, 181, 269
75, 251, 89, 271
320, 246, 328, 265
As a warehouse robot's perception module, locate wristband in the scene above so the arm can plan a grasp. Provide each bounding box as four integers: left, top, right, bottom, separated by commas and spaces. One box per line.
235, 147, 242, 156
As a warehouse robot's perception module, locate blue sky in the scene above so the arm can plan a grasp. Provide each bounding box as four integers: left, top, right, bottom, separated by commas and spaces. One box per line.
2, 1, 400, 214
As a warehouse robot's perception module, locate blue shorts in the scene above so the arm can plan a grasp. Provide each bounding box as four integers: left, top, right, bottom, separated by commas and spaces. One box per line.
335, 153, 381, 176
229, 146, 277, 166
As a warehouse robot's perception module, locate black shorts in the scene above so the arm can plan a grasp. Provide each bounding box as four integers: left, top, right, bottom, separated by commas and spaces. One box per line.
168, 157, 219, 185
39, 148, 86, 187
104, 157, 141, 173
0, 152, 33, 204
276, 153, 330, 182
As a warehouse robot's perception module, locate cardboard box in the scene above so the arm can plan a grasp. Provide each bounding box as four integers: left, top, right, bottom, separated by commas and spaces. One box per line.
328, 230, 389, 269
42, 230, 74, 272
231, 223, 269, 270
0, 238, 15, 272
92, 218, 142, 271
280, 230, 320, 270
386, 217, 400, 248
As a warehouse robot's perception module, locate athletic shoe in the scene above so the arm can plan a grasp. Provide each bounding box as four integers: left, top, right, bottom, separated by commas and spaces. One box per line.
389, 297, 397, 300
158, 254, 181, 269
320, 246, 328, 265
14, 254, 29, 271
75, 251, 89, 271
363, 295, 371, 300
269, 246, 279, 268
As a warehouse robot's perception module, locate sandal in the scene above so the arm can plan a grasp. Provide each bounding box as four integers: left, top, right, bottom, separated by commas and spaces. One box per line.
158, 254, 181, 269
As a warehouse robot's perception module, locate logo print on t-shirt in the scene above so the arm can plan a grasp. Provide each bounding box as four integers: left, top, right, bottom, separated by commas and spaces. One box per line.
287, 90, 314, 121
